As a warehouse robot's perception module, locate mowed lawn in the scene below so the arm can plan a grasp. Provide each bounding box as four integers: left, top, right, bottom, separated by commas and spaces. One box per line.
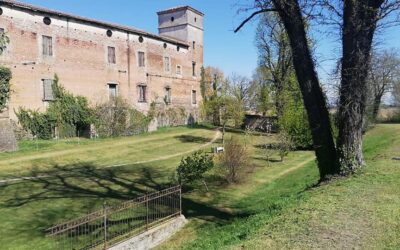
159, 124, 400, 250
0, 125, 399, 249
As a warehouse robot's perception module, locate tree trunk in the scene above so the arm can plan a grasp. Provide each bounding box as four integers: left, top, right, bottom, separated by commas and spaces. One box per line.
272, 0, 340, 179
337, 0, 383, 174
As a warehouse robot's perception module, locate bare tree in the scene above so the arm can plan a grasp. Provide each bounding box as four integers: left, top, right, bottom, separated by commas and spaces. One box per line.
367, 49, 400, 120
228, 73, 252, 109
235, 0, 400, 180
255, 12, 293, 116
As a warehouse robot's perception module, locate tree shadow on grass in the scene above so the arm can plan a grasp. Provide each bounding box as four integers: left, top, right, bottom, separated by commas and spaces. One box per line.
0, 163, 237, 239
174, 135, 211, 144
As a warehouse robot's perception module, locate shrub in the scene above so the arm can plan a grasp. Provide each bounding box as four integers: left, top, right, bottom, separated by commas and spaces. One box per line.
16, 108, 55, 139
16, 75, 93, 139
176, 151, 214, 190
217, 136, 250, 183
93, 97, 152, 137
0, 67, 12, 111
277, 132, 294, 162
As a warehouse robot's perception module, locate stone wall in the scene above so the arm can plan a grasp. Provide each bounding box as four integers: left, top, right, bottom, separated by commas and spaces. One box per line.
109, 215, 187, 250
0, 117, 17, 152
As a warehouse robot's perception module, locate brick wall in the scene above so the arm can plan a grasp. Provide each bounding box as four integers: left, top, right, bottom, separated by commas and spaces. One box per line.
0, 3, 203, 128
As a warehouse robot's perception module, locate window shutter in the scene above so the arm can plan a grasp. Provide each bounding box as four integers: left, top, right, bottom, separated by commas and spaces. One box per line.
42, 36, 53, 56
43, 79, 54, 101
108, 47, 116, 64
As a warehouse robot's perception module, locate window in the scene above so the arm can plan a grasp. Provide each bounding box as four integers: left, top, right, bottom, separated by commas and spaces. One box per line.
138, 85, 147, 102
42, 35, 53, 56
108, 84, 117, 99
192, 90, 197, 104
43, 79, 54, 101
106, 30, 113, 37
165, 87, 171, 104
43, 17, 51, 25
176, 65, 182, 75
192, 62, 196, 77
164, 56, 170, 72
192, 41, 196, 50
138, 51, 145, 67
0, 28, 4, 34
108, 46, 116, 64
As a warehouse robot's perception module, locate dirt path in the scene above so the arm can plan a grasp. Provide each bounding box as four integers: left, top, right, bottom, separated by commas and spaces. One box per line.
0, 129, 221, 184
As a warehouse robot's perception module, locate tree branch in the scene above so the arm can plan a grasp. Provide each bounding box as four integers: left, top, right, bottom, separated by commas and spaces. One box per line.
234, 9, 279, 33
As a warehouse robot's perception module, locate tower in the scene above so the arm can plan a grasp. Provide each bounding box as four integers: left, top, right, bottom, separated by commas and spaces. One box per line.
157, 6, 204, 48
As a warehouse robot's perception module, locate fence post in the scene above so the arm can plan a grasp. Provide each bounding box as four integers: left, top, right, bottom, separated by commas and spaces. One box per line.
103, 202, 107, 250
146, 192, 149, 231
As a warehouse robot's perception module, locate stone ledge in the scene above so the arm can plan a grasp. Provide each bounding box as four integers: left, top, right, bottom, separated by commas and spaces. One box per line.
109, 215, 187, 250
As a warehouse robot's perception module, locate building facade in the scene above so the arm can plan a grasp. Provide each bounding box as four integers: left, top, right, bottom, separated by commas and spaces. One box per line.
0, 1, 204, 127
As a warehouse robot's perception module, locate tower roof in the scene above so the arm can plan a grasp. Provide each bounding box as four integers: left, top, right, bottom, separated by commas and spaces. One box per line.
157, 6, 204, 16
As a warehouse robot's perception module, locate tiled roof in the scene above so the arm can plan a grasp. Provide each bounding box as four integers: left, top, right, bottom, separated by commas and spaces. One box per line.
0, 0, 190, 47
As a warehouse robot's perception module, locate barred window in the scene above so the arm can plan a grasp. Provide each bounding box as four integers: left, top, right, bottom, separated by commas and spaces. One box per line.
164, 56, 170, 72
138, 52, 145, 67
138, 85, 147, 103
42, 35, 53, 56
192, 90, 197, 104
108, 46, 116, 64
43, 79, 54, 101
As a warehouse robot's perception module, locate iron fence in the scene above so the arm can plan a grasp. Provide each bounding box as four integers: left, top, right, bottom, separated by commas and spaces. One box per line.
46, 185, 181, 250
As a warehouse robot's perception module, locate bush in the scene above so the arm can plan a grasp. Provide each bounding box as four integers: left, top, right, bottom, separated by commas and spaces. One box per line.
217, 136, 251, 183
16, 109, 55, 139
16, 75, 93, 139
0, 67, 12, 111
277, 132, 294, 162
93, 97, 152, 137
176, 151, 214, 190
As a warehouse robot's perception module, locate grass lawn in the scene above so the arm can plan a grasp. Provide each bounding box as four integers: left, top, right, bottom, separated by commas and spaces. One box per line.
159, 124, 400, 250
0, 124, 398, 249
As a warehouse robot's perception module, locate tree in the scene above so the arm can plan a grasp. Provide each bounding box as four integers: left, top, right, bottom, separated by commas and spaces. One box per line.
367, 49, 400, 120
235, 0, 400, 180
177, 151, 214, 190
228, 73, 252, 109
255, 12, 293, 116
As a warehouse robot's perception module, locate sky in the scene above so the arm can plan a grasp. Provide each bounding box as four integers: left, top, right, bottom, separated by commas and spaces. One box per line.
17, 0, 400, 84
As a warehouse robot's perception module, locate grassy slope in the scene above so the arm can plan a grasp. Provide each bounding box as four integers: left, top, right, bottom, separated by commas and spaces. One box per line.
0, 126, 219, 249
0, 127, 216, 178
160, 124, 400, 250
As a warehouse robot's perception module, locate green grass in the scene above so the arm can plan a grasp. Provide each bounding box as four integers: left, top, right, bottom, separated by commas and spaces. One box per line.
159, 124, 400, 250
0, 125, 399, 249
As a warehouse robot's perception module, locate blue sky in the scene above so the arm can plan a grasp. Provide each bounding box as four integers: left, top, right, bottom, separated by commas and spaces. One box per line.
18, 0, 400, 82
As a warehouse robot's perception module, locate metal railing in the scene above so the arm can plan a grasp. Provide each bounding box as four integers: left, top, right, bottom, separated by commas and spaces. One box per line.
46, 186, 181, 250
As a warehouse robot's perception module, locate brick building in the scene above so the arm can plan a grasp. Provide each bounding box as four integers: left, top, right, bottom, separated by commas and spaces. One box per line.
0, 0, 204, 127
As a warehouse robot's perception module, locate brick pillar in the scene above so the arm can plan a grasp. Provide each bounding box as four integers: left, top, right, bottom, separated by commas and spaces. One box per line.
0, 109, 18, 152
